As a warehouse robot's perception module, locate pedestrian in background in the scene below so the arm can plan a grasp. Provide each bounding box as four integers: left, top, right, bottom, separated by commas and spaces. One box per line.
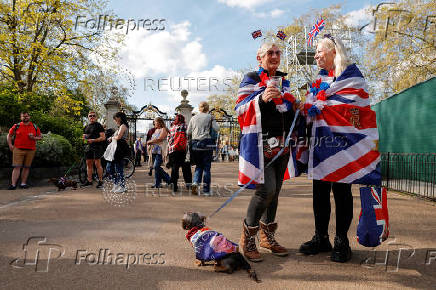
7, 112, 42, 190
147, 117, 170, 188
167, 114, 192, 192
134, 137, 143, 167
187, 101, 219, 195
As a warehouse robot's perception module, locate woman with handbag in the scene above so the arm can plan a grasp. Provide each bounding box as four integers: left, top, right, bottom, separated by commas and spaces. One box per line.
147, 117, 171, 188
106, 112, 130, 193
187, 101, 219, 195
167, 114, 192, 192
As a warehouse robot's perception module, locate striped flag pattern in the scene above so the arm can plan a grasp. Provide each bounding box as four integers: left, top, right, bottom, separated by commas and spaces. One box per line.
357, 187, 389, 247
276, 30, 287, 40
304, 64, 381, 185
235, 71, 296, 188
251, 30, 262, 39
307, 18, 325, 47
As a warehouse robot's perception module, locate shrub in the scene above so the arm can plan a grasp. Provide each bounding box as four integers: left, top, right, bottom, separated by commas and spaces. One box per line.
0, 133, 74, 168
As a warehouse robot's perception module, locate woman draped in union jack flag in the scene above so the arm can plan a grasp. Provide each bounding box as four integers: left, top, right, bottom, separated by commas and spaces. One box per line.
298, 35, 381, 263
235, 42, 301, 262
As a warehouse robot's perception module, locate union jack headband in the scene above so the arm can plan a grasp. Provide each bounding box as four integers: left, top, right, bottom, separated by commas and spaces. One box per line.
323, 34, 336, 45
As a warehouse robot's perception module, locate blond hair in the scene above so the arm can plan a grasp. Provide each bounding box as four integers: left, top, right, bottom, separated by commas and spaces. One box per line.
199, 101, 209, 113
318, 37, 350, 77
154, 117, 168, 131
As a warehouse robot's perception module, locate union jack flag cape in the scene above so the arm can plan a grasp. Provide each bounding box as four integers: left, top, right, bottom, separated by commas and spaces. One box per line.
301, 64, 381, 185
357, 187, 389, 247
235, 68, 297, 188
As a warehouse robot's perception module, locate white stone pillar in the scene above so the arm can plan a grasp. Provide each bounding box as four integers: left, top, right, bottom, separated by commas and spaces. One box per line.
104, 97, 121, 130
175, 90, 193, 125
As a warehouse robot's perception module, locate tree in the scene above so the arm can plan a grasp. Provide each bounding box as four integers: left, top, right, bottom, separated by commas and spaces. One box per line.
364, 0, 436, 98
207, 72, 245, 116
0, 0, 128, 115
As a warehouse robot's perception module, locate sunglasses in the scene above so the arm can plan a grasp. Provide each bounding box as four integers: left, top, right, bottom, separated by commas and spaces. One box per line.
88, 115, 96, 117
267, 50, 281, 56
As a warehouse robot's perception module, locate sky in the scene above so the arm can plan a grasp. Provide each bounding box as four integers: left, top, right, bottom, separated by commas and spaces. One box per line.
104, 0, 379, 128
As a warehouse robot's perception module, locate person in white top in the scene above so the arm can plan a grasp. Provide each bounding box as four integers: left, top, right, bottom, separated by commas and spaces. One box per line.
147, 117, 170, 188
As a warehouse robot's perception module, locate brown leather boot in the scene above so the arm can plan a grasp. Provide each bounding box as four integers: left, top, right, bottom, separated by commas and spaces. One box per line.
259, 221, 288, 256
239, 220, 262, 262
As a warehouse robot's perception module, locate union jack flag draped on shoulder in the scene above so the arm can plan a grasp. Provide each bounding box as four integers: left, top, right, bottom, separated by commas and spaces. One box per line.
307, 18, 325, 47
300, 63, 381, 185
235, 68, 298, 188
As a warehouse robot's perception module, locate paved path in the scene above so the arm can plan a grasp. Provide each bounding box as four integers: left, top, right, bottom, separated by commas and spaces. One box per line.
1, 162, 435, 289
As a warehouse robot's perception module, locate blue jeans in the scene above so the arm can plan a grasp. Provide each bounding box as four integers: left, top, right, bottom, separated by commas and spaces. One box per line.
191, 140, 213, 193
106, 160, 124, 185
154, 154, 170, 187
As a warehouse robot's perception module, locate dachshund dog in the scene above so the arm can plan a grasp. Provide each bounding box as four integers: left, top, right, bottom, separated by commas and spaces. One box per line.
49, 177, 78, 191
182, 212, 260, 282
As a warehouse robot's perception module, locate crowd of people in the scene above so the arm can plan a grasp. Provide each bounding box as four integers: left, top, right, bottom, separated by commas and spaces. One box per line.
5, 101, 223, 196
5, 34, 372, 265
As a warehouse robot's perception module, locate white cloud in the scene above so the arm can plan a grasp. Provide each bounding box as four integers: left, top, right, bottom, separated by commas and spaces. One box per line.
217, 0, 274, 10
344, 6, 372, 28
165, 65, 242, 108
119, 21, 207, 78
255, 8, 286, 18
270, 9, 285, 18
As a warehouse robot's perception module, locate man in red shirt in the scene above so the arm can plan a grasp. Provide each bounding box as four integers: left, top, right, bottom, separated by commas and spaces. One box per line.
7, 112, 42, 190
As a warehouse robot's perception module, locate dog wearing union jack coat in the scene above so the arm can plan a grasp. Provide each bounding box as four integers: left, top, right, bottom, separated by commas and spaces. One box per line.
181, 212, 260, 282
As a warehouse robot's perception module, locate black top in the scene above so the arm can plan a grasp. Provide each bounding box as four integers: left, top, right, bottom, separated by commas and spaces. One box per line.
246, 70, 295, 139
259, 98, 295, 139
84, 122, 105, 149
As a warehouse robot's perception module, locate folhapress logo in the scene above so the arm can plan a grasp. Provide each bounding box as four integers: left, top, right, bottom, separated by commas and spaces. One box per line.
10, 237, 65, 272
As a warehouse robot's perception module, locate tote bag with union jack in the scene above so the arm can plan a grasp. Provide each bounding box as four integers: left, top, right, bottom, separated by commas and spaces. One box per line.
357, 187, 390, 247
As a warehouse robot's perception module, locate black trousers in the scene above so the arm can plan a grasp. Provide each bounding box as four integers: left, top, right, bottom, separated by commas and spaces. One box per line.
246, 154, 289, 227
313, 180, 353, 237
169, 151, 192, 191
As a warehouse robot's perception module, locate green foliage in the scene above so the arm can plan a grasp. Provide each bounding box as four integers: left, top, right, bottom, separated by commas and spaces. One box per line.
0, 133, 74, 168
31, 112, 84, 158
0, 85, 86, 158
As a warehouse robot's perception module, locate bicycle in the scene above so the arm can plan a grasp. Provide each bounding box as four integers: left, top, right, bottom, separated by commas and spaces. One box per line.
76, 144, 135, 184
78, 156, 135, 184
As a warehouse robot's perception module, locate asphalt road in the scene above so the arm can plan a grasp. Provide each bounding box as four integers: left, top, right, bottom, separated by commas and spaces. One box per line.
1, 162, 435, 289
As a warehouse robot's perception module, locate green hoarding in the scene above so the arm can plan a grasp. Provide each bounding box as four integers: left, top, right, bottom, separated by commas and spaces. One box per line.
372, 77, 436, 153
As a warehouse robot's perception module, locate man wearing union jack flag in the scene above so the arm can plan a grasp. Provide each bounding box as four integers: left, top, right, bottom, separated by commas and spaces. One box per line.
298, 35, 381, 263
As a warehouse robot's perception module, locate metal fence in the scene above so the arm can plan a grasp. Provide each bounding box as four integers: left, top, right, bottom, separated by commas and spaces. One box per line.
381, 153, 436, 200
